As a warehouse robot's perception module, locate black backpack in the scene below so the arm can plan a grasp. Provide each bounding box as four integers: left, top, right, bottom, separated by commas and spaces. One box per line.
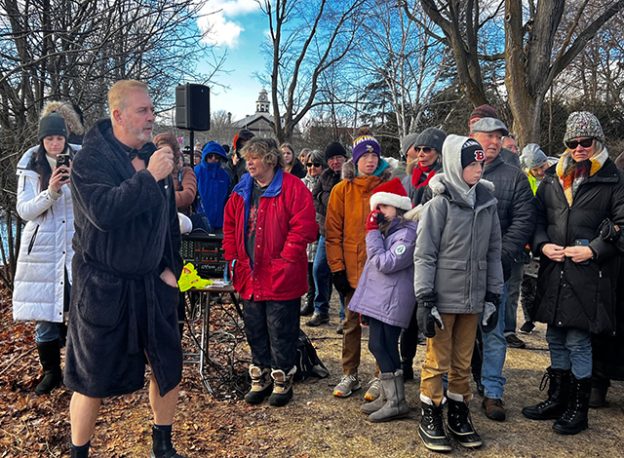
294, 329, 329, 382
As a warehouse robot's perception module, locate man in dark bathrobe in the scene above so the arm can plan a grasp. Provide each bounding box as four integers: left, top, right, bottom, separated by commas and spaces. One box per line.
65, 80, 185, 458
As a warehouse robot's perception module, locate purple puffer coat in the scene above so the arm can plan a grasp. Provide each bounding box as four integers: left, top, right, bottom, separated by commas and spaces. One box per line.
348, 219, 417, 328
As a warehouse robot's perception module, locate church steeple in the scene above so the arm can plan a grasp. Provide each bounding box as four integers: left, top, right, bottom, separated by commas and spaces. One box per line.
256, 89, 270, 113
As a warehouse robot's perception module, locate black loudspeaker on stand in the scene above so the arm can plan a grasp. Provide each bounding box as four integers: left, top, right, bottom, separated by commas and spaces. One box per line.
176, 83, 210, 163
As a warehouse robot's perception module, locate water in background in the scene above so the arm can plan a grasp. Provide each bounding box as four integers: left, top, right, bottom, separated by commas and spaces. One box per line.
0, 219, 18, 260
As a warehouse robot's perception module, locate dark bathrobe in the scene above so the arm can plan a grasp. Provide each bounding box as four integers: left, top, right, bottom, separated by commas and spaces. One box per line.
64, 119, 183, 397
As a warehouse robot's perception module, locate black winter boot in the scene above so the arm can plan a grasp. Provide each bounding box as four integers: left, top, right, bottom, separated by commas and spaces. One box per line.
269, 367, 296, 407
522, 367, 570, 420
589, 374, 610, 408
446, 394, 482, 448
35, 340, 62, 395
418, 397, 452, 453
151, 425, 186, 458
70, 441, 90, 458
553, 375, 591, 435
244, 365, 272, 405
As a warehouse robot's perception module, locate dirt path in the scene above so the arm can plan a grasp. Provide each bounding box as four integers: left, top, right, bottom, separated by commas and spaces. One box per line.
1, 293, 622, 457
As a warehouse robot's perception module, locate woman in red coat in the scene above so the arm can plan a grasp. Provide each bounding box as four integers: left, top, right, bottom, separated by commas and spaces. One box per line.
223, 138, 317, 407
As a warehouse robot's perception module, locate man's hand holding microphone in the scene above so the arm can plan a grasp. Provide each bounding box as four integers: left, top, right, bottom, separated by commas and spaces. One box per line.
146, 144, 174, 181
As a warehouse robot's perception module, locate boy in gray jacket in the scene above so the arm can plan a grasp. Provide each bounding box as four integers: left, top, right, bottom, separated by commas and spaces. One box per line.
414, 135, 504, 452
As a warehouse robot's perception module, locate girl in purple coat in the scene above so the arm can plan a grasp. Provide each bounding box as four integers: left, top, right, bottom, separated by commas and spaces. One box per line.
348, 178, 419, 422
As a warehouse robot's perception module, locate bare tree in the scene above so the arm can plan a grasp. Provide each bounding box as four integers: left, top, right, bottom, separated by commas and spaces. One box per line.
404, 0, 624, 145
256, 0, 366, 143
0, 0, 224, 290
354, 0, 450, 143
505, 0, 624, 144
404, 0, 505, 107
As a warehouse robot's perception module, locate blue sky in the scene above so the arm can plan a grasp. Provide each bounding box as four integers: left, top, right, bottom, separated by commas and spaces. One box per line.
197, 1, 269, 121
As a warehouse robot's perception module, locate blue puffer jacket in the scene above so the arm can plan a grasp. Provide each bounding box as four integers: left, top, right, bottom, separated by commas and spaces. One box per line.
348, 218, 418, 329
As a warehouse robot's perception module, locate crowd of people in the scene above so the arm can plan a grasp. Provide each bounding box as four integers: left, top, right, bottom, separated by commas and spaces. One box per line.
10, 78, 624, 456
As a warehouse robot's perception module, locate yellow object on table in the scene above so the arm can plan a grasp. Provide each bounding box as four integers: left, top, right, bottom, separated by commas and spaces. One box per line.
177, 262, 212, 292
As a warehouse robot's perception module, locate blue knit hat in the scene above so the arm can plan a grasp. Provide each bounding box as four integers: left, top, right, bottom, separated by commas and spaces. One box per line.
352, 135, 381, 164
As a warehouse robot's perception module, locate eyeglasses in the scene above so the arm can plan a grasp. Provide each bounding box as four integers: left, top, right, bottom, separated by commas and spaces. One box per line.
306, 162, 322, 168
415, 146, 434, 153
565, 138, 594, 149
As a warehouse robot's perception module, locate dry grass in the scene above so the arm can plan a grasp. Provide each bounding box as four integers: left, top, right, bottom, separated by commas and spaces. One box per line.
1, 291, 622, 457
254, 318, 624, 458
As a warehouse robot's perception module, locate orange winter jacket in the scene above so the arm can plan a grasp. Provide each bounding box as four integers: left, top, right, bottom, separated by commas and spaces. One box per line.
325, 159, 391, 288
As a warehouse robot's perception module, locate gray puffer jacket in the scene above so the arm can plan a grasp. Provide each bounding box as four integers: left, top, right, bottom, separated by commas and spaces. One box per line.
414, 135, 504, 314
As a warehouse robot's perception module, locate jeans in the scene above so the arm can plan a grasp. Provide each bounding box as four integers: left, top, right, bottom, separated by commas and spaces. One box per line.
368, 317, 402, 373
480, 281, 508, 400
35, 321, 63, 344
546, 325, 592, 379
243, 298, 300, 371
503, 261, 524, 335
312, 236, 345, 319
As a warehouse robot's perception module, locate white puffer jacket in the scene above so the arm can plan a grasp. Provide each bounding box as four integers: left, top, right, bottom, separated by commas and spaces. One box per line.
12, 146, 75, 323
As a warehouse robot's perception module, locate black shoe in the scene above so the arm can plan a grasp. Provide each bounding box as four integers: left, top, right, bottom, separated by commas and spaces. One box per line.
300, 301, 314, 316
35, 340, 63, 395
522, 367, 570, 420
306, 313, 329, 327
70, 442, 90, 458
336, 322, 344, 335
553, 375, 591, 435
447, 398, 482, 449
151, 426, 186, 458
482, 397, 506, 422
588, 376, 610, 408
419, 402, 452, 453
505, 333, 526, 349
519, 321, 535, 334
401, 360, 414, 381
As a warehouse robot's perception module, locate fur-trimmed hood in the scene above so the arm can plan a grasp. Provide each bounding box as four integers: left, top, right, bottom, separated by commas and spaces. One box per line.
341, 158, 393, 181
41, 101, 84, 135
428, 173, 495, 196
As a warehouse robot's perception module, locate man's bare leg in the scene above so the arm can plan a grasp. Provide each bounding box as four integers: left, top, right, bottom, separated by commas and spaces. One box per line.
70, 392, 102, 445
148, 374, 180, 424
148, 375, 182, 456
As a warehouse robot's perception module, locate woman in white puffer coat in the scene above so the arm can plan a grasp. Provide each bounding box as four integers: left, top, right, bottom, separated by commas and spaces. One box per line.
12, 111, 78, 394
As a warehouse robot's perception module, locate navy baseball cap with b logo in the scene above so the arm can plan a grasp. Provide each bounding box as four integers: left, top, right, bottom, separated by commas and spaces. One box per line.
461, 139, 485, 169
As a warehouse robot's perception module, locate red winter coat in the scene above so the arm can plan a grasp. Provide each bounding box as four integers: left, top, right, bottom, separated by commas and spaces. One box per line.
222, 169, 317, 301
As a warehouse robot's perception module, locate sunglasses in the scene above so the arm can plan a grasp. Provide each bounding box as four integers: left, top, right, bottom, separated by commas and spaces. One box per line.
306, 162, 322, 167
415, 146, 434, 153
565, 138, 594, 149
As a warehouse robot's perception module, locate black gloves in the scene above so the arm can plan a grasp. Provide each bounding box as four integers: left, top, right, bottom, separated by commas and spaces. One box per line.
332, 270, 353, 297
484, 291, 501, 307
482, 291, 500, 333
416, 293, 444, 338
599, 218, 621, 243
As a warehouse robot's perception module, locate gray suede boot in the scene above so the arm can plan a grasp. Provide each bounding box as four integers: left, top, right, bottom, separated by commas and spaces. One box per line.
361, 382, 386, 414
368, 370, 409, 422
